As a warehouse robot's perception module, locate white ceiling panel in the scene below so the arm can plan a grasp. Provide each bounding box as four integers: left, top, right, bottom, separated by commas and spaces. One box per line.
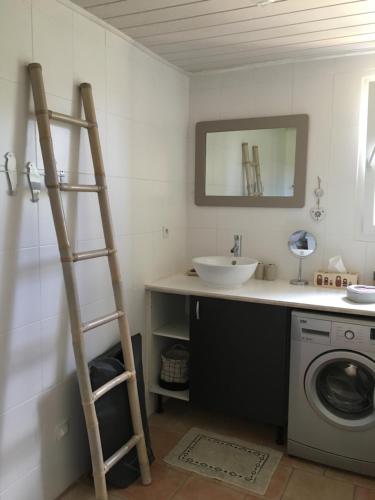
72, 0, 375, 72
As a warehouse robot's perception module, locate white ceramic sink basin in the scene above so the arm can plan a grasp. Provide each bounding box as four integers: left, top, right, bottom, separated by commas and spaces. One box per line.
192, 256, 258, 289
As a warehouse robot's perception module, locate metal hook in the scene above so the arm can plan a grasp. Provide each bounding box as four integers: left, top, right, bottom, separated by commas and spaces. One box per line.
1, 152, 65, 201
0, 152, 18, 194
4, 152, 17, 194
26, 162, 41, 202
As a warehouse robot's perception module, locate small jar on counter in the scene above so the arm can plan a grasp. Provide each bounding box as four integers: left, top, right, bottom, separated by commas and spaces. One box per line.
255, 262, 265, 280
264, 264, 278, 281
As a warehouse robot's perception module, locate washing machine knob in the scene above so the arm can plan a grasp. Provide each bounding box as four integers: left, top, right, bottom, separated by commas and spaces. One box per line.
344, 330, 355, 340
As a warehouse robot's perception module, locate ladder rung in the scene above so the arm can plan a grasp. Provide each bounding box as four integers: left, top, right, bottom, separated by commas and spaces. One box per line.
72, 248, 115, 262
92, 371, 134, 402
59, 183, 102, 192
104, 435, 141, 473
49, 110, 95, 128
81, 311, 124, 333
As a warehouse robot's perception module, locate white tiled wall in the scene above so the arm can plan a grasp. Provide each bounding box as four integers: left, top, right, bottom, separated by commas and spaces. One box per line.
0, 0, 188, 498
188, 55, 375, 284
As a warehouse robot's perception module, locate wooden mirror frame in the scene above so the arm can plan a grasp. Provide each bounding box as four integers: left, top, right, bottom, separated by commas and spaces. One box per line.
195, 114, 309, 208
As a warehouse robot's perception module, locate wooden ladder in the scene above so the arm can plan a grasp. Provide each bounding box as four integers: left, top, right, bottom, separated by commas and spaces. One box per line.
28, 63, 151, 500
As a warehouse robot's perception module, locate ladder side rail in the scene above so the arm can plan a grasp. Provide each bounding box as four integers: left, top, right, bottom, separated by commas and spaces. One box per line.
79, 83, 152, 485
28, 64, 108, 500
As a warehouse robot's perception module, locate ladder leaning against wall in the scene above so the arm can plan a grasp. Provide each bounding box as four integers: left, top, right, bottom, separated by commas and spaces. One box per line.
28, 63, 151, 500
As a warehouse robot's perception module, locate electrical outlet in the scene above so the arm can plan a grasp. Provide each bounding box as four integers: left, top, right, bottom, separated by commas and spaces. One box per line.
162, 226, 169, 239
55, 419, 70, 441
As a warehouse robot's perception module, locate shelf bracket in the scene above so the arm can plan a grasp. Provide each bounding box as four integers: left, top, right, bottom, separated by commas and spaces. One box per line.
0, 152, 17, 195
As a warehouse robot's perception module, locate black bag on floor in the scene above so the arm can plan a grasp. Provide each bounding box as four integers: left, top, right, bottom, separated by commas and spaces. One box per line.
89, 334, 154, 488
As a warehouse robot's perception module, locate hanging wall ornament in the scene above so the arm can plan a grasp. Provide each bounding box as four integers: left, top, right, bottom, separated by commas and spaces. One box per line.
310, 176, 326, 222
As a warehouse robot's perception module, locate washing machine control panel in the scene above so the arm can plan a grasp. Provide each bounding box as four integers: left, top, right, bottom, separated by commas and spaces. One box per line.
332, 322, 375, 351
293, 313, 375, 351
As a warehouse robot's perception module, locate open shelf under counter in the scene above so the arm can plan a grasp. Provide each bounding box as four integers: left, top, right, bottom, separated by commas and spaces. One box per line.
152, 319, 189, 341
149, 383, 189, 402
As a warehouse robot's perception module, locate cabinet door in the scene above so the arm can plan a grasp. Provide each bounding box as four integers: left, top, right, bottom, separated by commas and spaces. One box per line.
190, 296, 290, 426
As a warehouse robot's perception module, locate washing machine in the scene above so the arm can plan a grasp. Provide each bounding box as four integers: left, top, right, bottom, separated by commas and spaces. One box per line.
288, 310, 375, 476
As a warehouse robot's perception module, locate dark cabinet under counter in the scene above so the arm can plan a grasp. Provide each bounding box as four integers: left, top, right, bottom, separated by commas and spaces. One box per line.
189, 296, 291, 427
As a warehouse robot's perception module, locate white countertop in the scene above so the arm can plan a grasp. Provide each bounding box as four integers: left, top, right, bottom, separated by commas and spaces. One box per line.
145, 274, 375, 317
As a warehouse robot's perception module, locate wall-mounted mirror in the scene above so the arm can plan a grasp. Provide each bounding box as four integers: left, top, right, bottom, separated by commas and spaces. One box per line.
195, 114, 308, 208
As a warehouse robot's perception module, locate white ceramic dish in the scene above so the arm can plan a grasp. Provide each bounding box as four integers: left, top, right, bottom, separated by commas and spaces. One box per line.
347, 285, 375, 304
192, 256, 258, 289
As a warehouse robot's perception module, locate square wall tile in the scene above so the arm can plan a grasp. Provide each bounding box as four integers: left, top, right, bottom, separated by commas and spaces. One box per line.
0, 322, 42, 413
81, 298, 119, 362
76, 109, 107, 176
32, 0, 74, 100
75, 239, 113, 306
332, 71, 362, 130
0, 0, 32, 84
131, 179, 156, 234
131, 232, 156, 290
116, 234, 134, 289
0, 397, 41, 492
106, 113, 132, 178
73, 13, 106, 112
107, 176, 133, 237
38, 377, 89, 500
166, 181, 188, 230
76, 173, 104, 242
187, 227, 217, 263
41, 315, 75, 390
132, 122, 168, 181
0, 466, 43, 500
0, 79, 37, 251
40, 244, 67, 320
106, 32, 134, 119
0, 247, 40, 335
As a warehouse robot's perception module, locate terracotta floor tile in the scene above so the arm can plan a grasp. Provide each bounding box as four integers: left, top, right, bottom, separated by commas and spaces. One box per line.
149, 401, 193, 434
58, 483, 95, 500
172, 476, 246, 500
230, 421, 285, 454
283, 469, 354, 500
150, 402, 285, 453
59, 479, 133, 500
261, 465, 292, 500
113, 460, 190, 500
325, 467, 375, 490
149, 425, 185, 459
355, 486, 375, 500
281, 455, 325, 475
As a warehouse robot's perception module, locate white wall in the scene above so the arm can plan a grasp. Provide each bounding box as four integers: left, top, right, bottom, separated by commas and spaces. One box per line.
188, 54, 375, 283
0, 1, 189, 499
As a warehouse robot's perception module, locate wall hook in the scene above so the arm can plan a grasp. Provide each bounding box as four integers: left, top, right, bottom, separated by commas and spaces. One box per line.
26, 162, 42, 202
0, 152, 17, 195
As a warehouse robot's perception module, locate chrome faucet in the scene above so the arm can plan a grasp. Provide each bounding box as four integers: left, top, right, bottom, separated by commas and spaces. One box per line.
230, 234, 242, 257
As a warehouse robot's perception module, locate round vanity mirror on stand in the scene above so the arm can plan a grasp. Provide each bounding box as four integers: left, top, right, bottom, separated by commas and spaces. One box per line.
288, 230, 317, 285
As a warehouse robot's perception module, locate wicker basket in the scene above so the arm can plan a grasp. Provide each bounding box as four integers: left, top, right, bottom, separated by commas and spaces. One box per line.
159, 344, 189, 391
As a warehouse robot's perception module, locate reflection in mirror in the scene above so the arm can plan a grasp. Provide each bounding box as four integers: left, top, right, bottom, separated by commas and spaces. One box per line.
206, 128, 297, 197
288, 230, 317, 258
288, 230, 317, 286
195, 114, 308, 208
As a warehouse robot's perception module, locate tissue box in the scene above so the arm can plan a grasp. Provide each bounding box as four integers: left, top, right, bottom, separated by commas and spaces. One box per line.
314, 271, 358, 289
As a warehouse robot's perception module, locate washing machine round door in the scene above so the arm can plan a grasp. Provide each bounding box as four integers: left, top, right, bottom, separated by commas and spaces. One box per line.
304, 350, 375, 430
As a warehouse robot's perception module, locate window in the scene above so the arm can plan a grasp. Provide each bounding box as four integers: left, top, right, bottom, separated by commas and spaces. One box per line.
357, 77, 375, 240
